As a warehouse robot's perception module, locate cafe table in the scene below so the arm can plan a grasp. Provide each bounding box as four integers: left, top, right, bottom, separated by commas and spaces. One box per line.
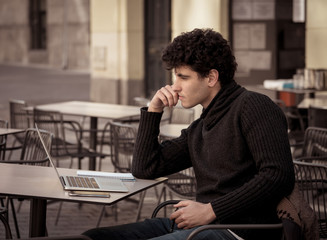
34, 101, 141, 170
0, 128, 26, 137
297, 97, 327, 109
0, 162, 167, 237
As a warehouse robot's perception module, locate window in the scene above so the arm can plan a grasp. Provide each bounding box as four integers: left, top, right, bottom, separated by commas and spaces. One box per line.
29, 0, 47, 49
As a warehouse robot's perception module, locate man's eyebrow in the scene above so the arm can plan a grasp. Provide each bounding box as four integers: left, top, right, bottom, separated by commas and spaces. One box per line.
176, 73, 190, 78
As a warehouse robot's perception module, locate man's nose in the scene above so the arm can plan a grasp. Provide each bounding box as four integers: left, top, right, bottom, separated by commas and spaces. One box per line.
171, 80, 180, 92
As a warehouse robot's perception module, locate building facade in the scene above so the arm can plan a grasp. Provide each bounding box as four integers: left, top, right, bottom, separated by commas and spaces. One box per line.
0, 0, 90, 69
1, 0, 326, 106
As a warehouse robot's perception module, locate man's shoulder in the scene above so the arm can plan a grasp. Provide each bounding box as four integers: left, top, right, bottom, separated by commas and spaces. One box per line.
240, 89, 273, 103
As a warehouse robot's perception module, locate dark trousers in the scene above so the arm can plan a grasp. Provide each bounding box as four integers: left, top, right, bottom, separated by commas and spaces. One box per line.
82, 218, 237, 240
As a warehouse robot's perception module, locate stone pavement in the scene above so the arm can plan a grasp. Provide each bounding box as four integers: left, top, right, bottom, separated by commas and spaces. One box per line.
0, 64, 170, 239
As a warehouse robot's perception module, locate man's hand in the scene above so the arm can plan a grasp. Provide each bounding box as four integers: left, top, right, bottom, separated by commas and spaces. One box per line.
148, 85, 179, 113
170, 200, 216, 229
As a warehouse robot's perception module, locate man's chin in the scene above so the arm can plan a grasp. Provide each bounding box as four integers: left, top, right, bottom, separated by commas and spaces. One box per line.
180, 102, 193, 109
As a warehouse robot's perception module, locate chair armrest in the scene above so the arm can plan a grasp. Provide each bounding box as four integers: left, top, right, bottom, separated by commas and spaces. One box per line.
186, 223, 283, 240
62, 120, 84, 144
294, 155, 327, 164
19, 235, 92, 240
151, 200, 181, 218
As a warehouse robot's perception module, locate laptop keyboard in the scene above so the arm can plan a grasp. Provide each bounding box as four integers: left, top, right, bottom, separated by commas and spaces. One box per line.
66, 176, 100, 189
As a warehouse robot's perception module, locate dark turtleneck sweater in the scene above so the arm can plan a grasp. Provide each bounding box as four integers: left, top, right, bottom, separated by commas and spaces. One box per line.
132, 81, 295, 239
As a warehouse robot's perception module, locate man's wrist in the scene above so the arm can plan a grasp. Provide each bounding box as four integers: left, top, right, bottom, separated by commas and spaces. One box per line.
148, 105, 164, 113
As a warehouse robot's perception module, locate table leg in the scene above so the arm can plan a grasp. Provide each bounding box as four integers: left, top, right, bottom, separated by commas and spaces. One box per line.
29, 198, 47, 237
89, 117, 98, 170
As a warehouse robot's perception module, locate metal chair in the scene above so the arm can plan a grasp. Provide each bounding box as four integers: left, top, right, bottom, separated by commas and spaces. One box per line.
308, 105, 327, 128
151, 197, 306, 240
0, 119, 8, 160
109, 121, 137, 173
293, 160, 327, 238
0, 128, 52, 239
33, 108, 108, 169
19, 235, 92, 240
6, 99, 33, 159
0, 206, 12, 239
151, 200, 286, 240
157, 168, 196, 203
291, 127, 327, 162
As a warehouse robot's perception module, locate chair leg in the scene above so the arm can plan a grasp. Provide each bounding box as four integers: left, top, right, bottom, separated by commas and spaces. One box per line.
9, 198, 20, 238
0, 213, 13, 239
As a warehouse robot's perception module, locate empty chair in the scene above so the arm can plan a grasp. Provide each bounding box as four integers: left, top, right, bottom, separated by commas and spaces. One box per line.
299, 127, 327, 159
33, 108, 107, 169
289, 126, 327, 162
6, 99, 33, 159
0, 119, 8, 160
0, 128, 52, 238
0, 206, 12, 239
308, 105, 327, 128
110, 121, 137, 172
158, 167, 196, 204
293, 160, 327, 238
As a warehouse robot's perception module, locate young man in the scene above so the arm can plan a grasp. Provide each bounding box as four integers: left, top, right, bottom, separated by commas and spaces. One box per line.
83, 28, 295, 240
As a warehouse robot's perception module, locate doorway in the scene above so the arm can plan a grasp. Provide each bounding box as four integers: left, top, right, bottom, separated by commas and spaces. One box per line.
144, 0, 172, 98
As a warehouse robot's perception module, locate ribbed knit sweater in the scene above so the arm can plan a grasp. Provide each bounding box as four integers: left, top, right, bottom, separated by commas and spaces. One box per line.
132, 81, 295, 239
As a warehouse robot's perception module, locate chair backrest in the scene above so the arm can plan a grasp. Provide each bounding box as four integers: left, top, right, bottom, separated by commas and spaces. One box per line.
33, 108, 67, 158
169, 107, 194, 124
293, 160, 327, 238
110, 121, 137, 173
0, 119, 8, 160
19, 128, 52, 166
9, 99, 32, 144
165, 167, 197, 199
308, 106, 327, 128
301, 127, 327, 157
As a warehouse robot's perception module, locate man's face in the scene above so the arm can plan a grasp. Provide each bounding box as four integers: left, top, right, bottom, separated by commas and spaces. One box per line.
172, 66, 215, 109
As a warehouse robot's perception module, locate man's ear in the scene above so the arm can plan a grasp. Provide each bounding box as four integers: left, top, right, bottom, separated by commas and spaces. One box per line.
207, 69, 219, 87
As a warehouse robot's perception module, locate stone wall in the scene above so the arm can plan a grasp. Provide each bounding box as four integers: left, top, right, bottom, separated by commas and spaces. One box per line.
0, 0, 90, 70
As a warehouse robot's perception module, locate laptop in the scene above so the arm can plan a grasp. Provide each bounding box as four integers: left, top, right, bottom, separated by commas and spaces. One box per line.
35, 124, 129, 193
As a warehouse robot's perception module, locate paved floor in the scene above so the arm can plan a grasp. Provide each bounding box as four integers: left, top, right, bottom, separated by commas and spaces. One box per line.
0, 64, 169, 239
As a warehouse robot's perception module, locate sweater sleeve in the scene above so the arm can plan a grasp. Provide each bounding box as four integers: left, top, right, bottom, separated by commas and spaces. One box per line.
210, 94, 295, 223
132, 108, 191, 179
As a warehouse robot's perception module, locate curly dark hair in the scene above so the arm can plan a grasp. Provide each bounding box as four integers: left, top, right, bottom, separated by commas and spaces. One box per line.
161, 28, 237, 87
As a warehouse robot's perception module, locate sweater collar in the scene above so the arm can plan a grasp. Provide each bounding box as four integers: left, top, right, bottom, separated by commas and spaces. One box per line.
200, 80, 245, 130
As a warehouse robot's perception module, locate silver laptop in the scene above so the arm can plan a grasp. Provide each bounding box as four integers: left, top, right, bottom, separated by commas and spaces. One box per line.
35, 124, 129, 193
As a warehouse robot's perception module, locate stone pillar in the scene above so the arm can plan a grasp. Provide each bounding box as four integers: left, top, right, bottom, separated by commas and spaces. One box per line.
90, 0, 144, 105
306, 0, 327, 69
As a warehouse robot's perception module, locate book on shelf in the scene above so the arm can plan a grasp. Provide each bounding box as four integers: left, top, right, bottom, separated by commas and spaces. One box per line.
77, 170, 136, 181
